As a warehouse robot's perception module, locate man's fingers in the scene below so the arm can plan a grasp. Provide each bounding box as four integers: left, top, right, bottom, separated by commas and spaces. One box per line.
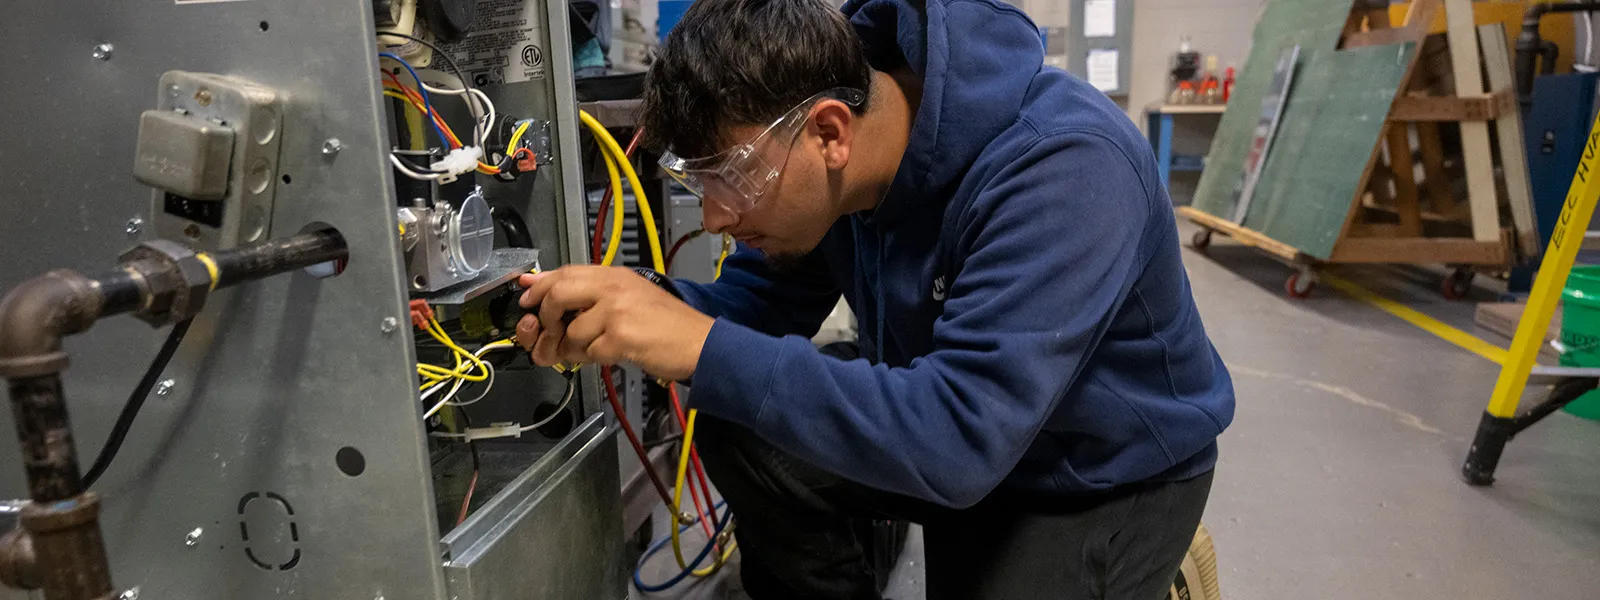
515, 314, 541, 351
559, 309, 607, 363
532, 319, 566, 366
584, 333, 626, 367
517, 272, 547, 309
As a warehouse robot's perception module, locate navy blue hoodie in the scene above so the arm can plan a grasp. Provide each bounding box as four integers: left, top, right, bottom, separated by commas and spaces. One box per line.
676, 0, 1234, 508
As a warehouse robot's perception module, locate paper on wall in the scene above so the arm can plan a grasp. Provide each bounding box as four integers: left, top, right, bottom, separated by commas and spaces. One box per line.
1084, 0, 1116, 38
1087, 49, 1119, 91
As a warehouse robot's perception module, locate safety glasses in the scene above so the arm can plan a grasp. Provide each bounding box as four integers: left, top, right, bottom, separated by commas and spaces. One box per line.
659, 87, 866, 214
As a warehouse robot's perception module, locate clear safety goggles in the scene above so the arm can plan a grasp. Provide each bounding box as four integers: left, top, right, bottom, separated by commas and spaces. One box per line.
659, 87, 866, 214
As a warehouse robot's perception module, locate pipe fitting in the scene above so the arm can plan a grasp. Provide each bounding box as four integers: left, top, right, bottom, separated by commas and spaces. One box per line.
0, 271, 103, 379
117, 240, 213, 327
0, 524, 38, 591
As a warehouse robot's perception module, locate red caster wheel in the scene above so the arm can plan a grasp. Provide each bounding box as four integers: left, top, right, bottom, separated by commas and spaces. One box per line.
1285, 271, 1316, 299
1441, 269, 1474, 300
1191, 229, 1213, 251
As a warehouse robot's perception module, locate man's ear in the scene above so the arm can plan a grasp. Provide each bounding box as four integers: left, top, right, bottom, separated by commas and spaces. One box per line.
810, 100, 854, 170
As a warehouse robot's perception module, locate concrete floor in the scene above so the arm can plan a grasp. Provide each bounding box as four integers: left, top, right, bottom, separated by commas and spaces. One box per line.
634, 222, 1600, 599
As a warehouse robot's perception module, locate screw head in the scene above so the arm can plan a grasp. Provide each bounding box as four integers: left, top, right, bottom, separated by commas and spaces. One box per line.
194, 89, 213, 107
154, 379, 176, 397
125, 217, 143, 235
380, 317, 399, 333
92, 43, 113, 60
185, 527, 203, 546
322, 138, 343, 155
119, 587, 140, 600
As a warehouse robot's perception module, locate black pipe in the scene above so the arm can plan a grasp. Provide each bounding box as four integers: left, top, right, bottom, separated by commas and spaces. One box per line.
208, 229, 347, 289
1516, 2, 1600, 109
0, 230, 348, 600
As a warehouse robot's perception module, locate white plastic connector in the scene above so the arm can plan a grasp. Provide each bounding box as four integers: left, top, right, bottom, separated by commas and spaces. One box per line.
431, 146, 484, 184
463, 422, 524, 441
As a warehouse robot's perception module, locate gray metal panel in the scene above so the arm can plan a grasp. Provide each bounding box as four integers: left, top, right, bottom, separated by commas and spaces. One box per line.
442, 415, 627, 600
0, 2, 440, 599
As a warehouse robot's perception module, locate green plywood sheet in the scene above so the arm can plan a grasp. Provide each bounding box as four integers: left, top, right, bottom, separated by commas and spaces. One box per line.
1192, 0, 1416, 260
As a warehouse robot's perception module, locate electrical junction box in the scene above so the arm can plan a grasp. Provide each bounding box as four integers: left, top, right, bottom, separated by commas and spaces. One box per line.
135, 71, 284, 250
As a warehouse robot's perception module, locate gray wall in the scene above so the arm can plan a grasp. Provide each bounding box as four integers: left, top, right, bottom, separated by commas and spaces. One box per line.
1129, 0, 1265, 203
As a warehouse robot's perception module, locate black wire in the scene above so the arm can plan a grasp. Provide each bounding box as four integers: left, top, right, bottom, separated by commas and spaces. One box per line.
393, 152, 447, 173
82, 319, 193, 489
377, 31, 472, 90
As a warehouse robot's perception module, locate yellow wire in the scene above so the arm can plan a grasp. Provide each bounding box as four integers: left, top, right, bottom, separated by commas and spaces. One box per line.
670, 410, 699, 570
422, 317, 490, 382
581, 111, 727, 573
714, 235, 731, 281
505, 120, 533, 157
597, 143, 627, 267
579, 110, 666, 272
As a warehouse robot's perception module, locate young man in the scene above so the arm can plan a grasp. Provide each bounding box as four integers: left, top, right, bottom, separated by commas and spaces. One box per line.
515, 0, 1235, 597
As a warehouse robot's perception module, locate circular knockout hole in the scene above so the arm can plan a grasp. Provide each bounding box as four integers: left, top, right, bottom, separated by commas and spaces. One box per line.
335, 446, 365, 477
531, 402, 575, 438
297, 222, 348, 279
281, 174, 292, 185
259, 21, 270, 32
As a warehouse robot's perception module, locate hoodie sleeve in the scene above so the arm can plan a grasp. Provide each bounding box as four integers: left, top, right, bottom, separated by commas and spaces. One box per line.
689, 133, 1151, 508
674, 242, 842, 339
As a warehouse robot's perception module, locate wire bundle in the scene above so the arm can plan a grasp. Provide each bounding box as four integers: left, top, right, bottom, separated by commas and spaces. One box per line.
376, 40, 503, 179
576, 118, 740, 590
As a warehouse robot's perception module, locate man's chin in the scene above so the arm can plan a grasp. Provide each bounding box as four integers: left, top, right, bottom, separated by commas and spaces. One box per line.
761, 249, 810, 273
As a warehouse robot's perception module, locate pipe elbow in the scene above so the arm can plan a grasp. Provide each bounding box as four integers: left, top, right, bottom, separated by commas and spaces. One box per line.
0, 270, 102, 378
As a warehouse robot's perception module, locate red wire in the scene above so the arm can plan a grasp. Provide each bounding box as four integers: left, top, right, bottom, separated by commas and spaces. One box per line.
605, 365, 677, 509
591, 127, 724, 544
456, 471, 479, 526
664, 230, 705, 273
668, 383, 721, 544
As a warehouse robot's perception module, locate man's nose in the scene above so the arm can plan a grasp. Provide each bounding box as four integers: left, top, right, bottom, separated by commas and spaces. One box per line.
701, 199, 737, 234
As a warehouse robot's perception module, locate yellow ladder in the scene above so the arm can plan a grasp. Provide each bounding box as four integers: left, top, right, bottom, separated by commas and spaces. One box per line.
1462, 108, 1600, 485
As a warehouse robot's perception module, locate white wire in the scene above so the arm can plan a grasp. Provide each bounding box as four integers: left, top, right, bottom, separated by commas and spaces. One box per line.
391, 154, 445, 180
428, 374, 577, 440
420, 82, 496, 149
422, 376, 467, 419
420, 341, 515, 418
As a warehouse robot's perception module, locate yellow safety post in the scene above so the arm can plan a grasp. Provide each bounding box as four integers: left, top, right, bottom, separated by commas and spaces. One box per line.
1462, 111, 1600, 485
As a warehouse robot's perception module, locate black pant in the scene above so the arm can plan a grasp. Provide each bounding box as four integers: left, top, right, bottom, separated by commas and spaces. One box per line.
695, 417, 1213, 600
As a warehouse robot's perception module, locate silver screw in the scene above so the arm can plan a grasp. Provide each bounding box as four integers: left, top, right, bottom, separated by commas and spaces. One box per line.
119, 588, 140, 600
168, 84, 181, 98
125, 217, 143, 235
92, 43, 114, 61
185, 527, 203, 546
322, 138, 343, 155
380, 317, 399, 333
155, 379, 176, 397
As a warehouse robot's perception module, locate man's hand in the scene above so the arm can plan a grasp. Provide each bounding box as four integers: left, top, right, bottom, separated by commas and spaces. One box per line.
515, 266, 714, 381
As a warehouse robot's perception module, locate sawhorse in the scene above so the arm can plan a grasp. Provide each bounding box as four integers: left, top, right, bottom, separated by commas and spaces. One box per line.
1462, 110, 1600, 485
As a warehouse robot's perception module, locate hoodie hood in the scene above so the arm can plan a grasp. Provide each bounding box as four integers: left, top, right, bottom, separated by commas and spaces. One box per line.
841, 0, 1045, 223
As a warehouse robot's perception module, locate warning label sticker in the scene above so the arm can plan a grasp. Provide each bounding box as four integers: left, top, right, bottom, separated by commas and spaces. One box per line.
435, 0, 548, 86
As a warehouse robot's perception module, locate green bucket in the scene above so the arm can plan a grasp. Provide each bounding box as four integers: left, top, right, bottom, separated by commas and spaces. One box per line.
1559, 266, 1600, 420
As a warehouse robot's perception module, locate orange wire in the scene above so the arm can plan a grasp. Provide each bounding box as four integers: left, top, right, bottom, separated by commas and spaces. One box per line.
380, 73, 502, 175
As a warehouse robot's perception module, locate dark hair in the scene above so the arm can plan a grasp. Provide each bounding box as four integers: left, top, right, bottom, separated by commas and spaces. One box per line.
640, 0, 872, 158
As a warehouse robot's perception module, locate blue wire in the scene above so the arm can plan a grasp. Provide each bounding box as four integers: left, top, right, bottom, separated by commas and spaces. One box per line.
633, 500, 733, 593
379, 52, 450, 147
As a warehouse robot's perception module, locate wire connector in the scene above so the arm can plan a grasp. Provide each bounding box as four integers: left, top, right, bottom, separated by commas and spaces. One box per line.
430, 146, 484, 184
462, 422, 524, 441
